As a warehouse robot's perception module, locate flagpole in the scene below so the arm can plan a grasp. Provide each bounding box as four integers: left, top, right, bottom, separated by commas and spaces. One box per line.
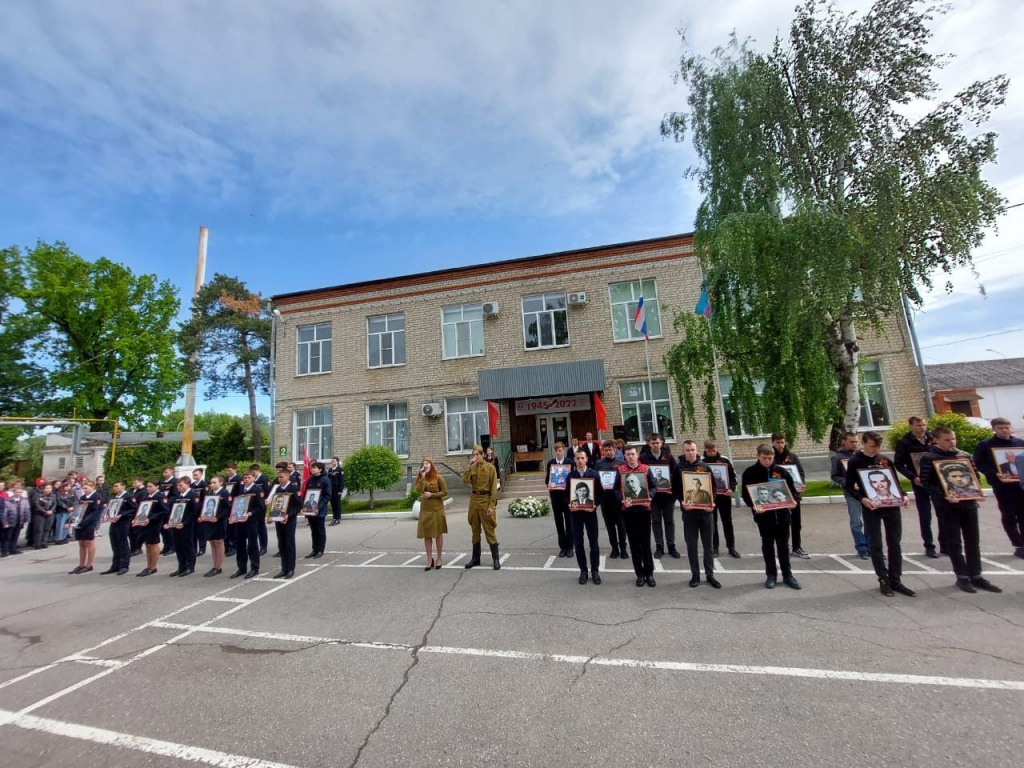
636, 270, 655, 428
696, 263, 733, 460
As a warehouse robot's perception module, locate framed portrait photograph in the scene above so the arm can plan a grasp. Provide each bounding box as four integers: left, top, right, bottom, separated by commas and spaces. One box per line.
621, 472, 650, 508
268, 492, 292, 522
649, 465, 673, 494
199, 496, 219, 521
168, 501, 188, 528
548, 464, 569, 491
748, 481, 796, 513
839, 458, 849, 474
681, 472, 715, 510
992, 447, 1023, 481
100, 498, 124, 523
302, 489, 322, 517
68, 503, 86, 528
857, 466, 903, 507
133, 500, 154, 526
708, 464, 730, 495
598, 470, 617, 491
779, 464, 805, 490
910, 452, 927, 476
229, 495, 252, 523
934, 459, 985, 502
568, 478, 596, 512
265, 483, 280, 510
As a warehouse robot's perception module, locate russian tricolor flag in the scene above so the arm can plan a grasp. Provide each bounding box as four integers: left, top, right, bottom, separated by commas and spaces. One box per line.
633, 296, 648, 339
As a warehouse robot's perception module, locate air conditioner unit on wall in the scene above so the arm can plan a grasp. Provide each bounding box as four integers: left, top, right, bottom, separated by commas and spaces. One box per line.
482, 302, 499, 318
421, 402, 444, 417
568, 292, 588, 306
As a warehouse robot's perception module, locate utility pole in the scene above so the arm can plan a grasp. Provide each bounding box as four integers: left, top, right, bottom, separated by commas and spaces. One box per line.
178, 225, 208, 467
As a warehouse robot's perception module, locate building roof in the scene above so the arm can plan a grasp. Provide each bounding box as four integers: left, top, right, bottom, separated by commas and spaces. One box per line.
271, 232, 694, 304
925, 358, 1024, 391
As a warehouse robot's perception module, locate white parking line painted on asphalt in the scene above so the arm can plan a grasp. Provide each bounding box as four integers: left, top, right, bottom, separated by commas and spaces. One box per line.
153, 622, 1024, 693
204, 596, 251, 604
542, 556, 556, 569
980, 557, 1017, 572
902, 556, 941, 573
829, 554, 862, 571
0, 709, 303, 768
445, 553, 467, 568
652, 558, 665, 572
69, 657, 124, 670
400, 554, 423, 566
359, 553, 386, 565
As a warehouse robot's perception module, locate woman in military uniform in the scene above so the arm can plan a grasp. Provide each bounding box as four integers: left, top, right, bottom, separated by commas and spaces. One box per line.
415, 457, 448, 570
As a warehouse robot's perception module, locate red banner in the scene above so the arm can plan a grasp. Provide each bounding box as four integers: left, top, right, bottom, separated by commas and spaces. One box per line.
594, 394, 608, 431
487, 401, 500, 437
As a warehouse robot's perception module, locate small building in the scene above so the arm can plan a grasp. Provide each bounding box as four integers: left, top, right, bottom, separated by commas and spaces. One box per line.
926, 357, 1024, 429
40, 431, 210, 481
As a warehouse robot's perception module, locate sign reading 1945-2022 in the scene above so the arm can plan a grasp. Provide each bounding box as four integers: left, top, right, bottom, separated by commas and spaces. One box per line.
514, 395, 591, 416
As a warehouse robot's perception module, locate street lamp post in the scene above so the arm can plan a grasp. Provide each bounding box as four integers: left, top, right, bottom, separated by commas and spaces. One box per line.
269, 305, 283, 461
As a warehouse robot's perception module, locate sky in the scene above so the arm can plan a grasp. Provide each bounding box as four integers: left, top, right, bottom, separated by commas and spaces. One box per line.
2, 0, 1022, 417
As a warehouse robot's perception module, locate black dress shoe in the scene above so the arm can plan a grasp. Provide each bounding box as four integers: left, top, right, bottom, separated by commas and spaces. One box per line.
653, 548, 664, 559
728, 548, 741, 559
891, 581, 916, 597
636, 576, 646, 587
100, 568, 118, 575
956, 578, 977, 593
971, 578, 1002, 593
313, 551, 323, 559
230, 569, 247, 579
706, 576, 722, 589
304, 552, 317, 559
203, 568, 221, 577
244, 569, 259, 579
619, 549, 629, 560
668, 549, 681, 559
136, 568, 152, 577
713, 548, 719, 557
130, 549, 143, 557
283, 571, 294, 579
783, 576, 802, 590
566, 548, 574, 558
689, 575, 700, 588
259, 548, 268, 556
591, 571, 601, 585
117, 568, 129, 576
179, 568, 194, 577
273, 571, 287, 579
646, 576, 657, 587
578, 572, 588, 585
925, 547, 939, 559
609, 548, 620, 559
168, 570, 182, 577
329, 519, 341, 526
273, 552, 281, 558
765, 576, 777, 589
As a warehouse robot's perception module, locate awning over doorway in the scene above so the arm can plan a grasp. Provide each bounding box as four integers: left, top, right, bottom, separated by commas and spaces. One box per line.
477, 359, 605, 400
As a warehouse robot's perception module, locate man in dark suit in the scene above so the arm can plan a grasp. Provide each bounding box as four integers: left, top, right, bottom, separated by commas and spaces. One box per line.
580, 432, 601, 469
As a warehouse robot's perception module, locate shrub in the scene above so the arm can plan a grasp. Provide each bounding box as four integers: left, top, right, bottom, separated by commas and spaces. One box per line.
887, 412, 992, 456
344, 446, 404, 508
508, 496, 551, 518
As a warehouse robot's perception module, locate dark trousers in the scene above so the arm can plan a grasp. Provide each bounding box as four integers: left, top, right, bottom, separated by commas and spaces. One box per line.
912, 487, 938, 550
109, 518, 132, 570
161, 526, 175, 553
129, 525, 144, 552
600, 499, 627, 553
256, 515, 268, 552
623, 508, 654, 578
992, 485, 1024, 548
790, 501, 803, 550
195, 519, 210, 555
712, 495, 735, 551
235, 517, 260, 572
30, 513, 53, 548
330, 493, 342, 522
754, 511, 792, 579
308, 514, 326, 554
172, 523, 196, 571
862, 506, 902, 582
650, 494, 676, 551
570, 511, 600, 573
550, 493, 571, 550
683, 509, 715, 577
938, 505, 982, 580
1, 525, 23, 554
275, 515, 298, 574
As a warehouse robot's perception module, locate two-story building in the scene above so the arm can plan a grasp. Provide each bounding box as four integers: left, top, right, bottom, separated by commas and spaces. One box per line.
270, 233, 927, 468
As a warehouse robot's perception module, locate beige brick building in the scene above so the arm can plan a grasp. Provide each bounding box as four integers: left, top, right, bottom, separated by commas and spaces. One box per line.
270, 233, 927, 467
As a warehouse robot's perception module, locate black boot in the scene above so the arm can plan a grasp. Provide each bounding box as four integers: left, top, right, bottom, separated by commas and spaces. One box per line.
490, 542, 501, 570
464, 543, 481, 569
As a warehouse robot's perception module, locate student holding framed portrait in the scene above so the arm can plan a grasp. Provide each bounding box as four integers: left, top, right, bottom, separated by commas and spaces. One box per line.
567, 449, 603, 585
616, 446, 658, 588
68, 479, 104, 575
302, 461, 332, 560
165, 477, 199, 578
973, 417, 1024, 559
229, 470, 265, 580
675, 440, 719, 589
772, 434, 808, 560
594, 441, 627, 560
741, 445, 800, 590
270, 469, 301, 579
99, 481, 136, 576
545, 442, 574, 559
200, 475, 232, 577
134, 480, 167, 577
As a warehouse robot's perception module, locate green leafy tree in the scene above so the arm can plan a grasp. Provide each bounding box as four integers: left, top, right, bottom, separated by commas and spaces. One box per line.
887, 412, 992, 456
344, 446, 404, 509
661, 0, 1007, 447
11, 242, 185, 429
178, 274, 270, 462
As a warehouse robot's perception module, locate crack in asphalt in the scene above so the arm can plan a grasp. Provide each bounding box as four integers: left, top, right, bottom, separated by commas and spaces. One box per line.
347, 570, 465, 768
569, 634, 638, 689
0, 626, 43, 648
354, 520, 399, 549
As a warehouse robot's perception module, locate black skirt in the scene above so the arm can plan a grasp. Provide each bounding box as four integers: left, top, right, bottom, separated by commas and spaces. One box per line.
207, 518, 228, 541
141, 519, 163, 546
74, 526, 95, 542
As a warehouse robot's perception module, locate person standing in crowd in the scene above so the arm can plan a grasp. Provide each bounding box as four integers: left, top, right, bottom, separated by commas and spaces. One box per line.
832, 432, 869, 560
166, 477, 199, 577
231, 470, 265, 579
1, 481, 31, 557
53, 479, 76, 545
703, 440, 740, 559
271, 469, 301, 579
29, 481, 56, 549
639, 433, 680, 560
894, 416, 941, 558
568, 449, 603, 585
580, 432, 601, 468
462, 444, 500, 570
69, 479, 103, 574
94, 475, 110, 506
595, 440, 627, 560
484, 446, 502, 481
772, 433, 808, 559
617, 446, 658, 587
545, 442, 574, 558
128, 477, 147, 556
328, 456, 345, 526
613, 439, 626, 462
415, 457, 448, 570
223, 462, 241, 556
741, 445, 801, 590
676, 440, 719, 589
920, 426, 1001, 594
845, 432, 915, 597
248, 463, 271, 556
303, 461, 331, 559
99, 480, 136, 575
189, 468, 209, 557
201, 475, 232, 577
158, 465, 177, 557
287, 462, 301, 485
973, 417, 1024, 559
135, 480, 167, 577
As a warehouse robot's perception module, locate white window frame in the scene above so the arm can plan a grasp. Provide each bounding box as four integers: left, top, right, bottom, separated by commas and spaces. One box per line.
521, 292, 570, 350
858, 361, 892, 429
619, 380, 676, 443
367, 402, 409, 457
445, 396, 490, 454
296, 322, 332, 376
58, 457, 66, 470
719, 375, 769, 439
367, 313, 406, 368
608, 278, 662, 342
441, 304, 485, 360
293, 408, 332, 462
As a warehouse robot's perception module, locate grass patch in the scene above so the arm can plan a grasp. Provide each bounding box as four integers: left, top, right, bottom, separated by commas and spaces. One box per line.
798, 476, 990, 498
342, 499, 414, 513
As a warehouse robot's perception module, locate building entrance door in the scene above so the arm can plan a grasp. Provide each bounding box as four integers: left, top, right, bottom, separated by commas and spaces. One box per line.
537, 413, 572, 460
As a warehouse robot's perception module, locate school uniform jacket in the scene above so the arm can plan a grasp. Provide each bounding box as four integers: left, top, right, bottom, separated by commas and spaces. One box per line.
303, 475, 332, 517
843, 451, 905, 504
919, 447, 980, 513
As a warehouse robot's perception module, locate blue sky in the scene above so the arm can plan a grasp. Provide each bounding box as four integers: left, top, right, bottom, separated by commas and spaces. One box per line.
2, 0, 1023, 416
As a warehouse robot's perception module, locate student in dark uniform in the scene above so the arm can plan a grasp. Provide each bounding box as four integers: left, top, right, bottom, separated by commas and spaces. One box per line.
639, 433, 680, 559
165, 477, 199, 577
231, 470, 265, 579
894, 416, 941, 557
223, 462, 242, 557
832, 432, 869, 559
189, 468, 209, 557
567, 449, 603, 585
128, 476, 147, 556
616, 446, 658, 587
580, 432, 601, 469
69, 480, 103, 574
772, 433, 809, 559
303, 461, 331, 558
248, 463, 271, 556
703, 440, 740, 558
741, 445, 801, 590
973, 417, 1024, 558
288, 462, 302, 486
100, 480, 136, 575
545, 442, 574, 558
271, 469, 301, 579
676, 440, 719, 589
135, 480, 167, 577
328, 456, 345, 525
594, 441, 627, 559
157, 465, 177, 556
201, 475, 232, 577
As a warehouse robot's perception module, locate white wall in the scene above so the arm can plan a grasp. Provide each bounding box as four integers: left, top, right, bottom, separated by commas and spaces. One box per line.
976, 384, 1024, 430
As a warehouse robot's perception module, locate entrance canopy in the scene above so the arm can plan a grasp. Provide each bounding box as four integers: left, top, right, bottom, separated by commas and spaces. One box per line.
477, 359, 605, 400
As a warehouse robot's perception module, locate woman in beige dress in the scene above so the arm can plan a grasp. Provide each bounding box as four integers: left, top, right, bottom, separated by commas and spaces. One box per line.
416, 458, 448, 570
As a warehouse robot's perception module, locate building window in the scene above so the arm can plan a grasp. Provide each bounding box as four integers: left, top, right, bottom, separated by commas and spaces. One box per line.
368, 403, 409, 456
522, 293, 569, 349
719, 375, 767, 437
619, 380, 674, 442
858, 362, 891, 428
609, 278, 662, 341
368, 313, 406, 368
293, 408, 332, 461
58, 457, 66, 470
297, 322, 332, 375
75, 455, 84, 470
445, 397, 489, 453
442, 304, 484, 359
